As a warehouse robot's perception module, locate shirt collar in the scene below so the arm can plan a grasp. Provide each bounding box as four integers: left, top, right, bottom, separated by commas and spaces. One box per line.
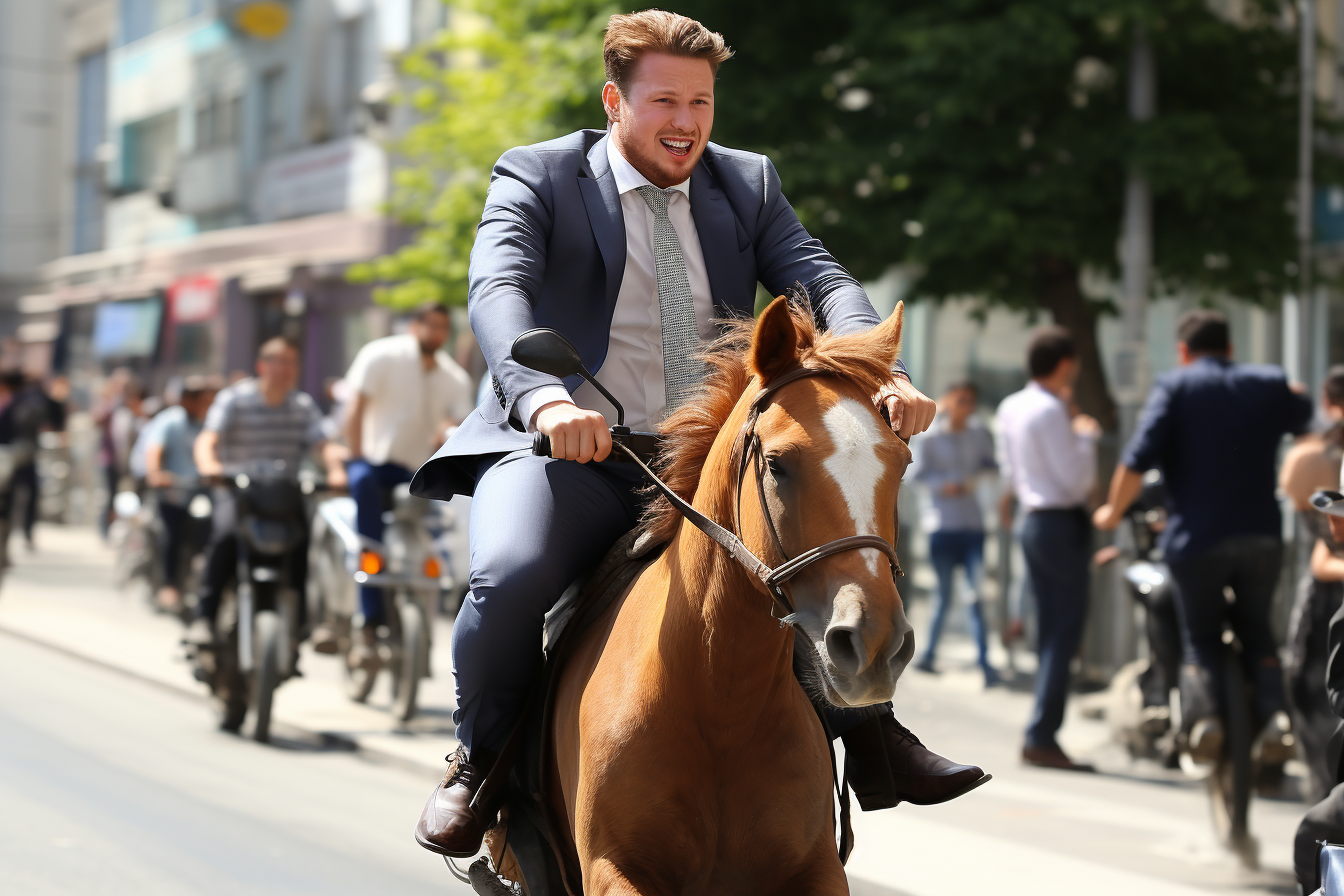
606, 135, 691, 200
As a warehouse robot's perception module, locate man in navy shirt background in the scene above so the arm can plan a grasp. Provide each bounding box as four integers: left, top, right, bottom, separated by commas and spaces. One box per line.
1095, 310, 1312, 760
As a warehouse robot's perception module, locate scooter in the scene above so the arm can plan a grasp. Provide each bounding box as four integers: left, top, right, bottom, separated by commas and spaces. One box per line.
110, 484, 213, 619
189, 462, 320, 742
308, 483, 458, 721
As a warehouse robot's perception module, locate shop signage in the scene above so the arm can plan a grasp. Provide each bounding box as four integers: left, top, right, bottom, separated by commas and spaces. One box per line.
170, 274, 219, 324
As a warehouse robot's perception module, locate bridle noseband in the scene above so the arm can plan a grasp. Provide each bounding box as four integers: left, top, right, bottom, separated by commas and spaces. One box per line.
613, 366, 904, 623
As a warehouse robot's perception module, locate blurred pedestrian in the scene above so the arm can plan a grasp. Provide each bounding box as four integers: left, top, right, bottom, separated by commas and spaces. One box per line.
329, 303, 473, 663
93, 371, 147, 539
1279, 365, 1344, 804
1293, 487, 1344, 891
912, 381, 999, 686
143, 375, 220, 613
1094, 309, 1312, 762
996, 327, 1101, 771
6, 372, 54, 551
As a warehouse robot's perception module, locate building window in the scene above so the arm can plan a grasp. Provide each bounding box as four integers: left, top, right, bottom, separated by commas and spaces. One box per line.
260, 67, 287, 159
119, 0, 203, 45
74, 49, 108, 254
195, 94, 240, 150
122, 110, 179, 192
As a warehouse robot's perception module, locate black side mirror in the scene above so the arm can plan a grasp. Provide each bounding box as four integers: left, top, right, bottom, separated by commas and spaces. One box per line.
510, 328, 626, 426
511, 328, 585, 379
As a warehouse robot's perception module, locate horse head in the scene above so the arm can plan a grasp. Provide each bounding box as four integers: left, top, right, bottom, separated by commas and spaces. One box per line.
743, 296, 913, 707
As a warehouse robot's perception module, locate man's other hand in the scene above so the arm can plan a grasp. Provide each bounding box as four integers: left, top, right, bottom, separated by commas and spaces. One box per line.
1072, 414, 1102, 440
876, 377, 936, 440
1092, 503, 1123, 531
536, 402, 612, 463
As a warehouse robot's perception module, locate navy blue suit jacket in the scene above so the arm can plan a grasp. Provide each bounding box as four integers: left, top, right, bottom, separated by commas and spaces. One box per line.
412, 129, 888, 499
1120, 356, 1313, 561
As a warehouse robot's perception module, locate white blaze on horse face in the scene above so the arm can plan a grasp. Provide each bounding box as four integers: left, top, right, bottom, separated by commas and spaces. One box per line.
821, 398, 886, 576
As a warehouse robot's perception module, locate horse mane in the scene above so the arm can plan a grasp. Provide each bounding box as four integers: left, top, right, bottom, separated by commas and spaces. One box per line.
640, 295, 900, 544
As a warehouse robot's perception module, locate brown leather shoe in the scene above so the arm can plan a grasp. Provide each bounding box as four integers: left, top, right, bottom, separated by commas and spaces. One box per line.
1021, 743, 1095, 772
843, 713, 990, 810
414, 746, 491, 857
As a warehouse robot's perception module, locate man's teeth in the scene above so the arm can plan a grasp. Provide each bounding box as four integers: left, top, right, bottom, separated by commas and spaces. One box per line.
661, 139, 691, 149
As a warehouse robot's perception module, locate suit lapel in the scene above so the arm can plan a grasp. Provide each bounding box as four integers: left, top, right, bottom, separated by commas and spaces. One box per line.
690, 156, 749, 317
579, 136, 625, 317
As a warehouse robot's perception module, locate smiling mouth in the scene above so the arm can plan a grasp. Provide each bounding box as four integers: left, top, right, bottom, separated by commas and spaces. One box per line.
660, 137, 693, 157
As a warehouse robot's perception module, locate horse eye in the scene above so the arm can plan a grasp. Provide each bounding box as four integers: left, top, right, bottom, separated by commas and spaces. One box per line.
766, 457, 788, 479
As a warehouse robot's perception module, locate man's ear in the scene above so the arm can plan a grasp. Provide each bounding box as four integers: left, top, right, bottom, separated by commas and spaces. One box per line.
601, 81, 621, 123
751, 297, 801, 382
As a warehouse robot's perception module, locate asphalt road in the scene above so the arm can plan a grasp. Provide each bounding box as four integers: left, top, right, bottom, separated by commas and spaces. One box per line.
0, 631, 469, 896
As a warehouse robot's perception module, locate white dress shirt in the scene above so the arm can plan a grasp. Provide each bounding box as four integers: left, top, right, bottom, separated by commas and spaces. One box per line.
995, 381, 1098, 510
516, 137, 716, 431
345, 334, 476, 470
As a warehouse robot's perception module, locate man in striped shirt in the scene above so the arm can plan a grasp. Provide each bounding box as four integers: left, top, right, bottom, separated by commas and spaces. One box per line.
187, 336, 345, 644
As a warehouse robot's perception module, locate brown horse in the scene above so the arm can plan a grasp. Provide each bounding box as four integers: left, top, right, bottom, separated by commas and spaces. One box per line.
544, 297, 913, 895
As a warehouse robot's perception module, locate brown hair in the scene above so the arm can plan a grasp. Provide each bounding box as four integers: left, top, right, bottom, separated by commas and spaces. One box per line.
1027, 326, 1076, 379
604, 10, 733, 95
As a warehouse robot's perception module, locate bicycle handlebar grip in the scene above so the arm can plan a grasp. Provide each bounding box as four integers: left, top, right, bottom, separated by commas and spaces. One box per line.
532, 431, 552, 458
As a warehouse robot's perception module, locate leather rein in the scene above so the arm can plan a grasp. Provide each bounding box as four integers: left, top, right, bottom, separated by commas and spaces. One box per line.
612, 366, 904, 623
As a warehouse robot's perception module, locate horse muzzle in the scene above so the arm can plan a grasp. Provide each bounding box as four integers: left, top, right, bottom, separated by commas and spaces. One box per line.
815, 583, 915, 706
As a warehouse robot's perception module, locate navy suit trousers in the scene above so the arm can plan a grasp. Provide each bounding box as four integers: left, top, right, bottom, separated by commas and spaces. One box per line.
1020, 507, 1092, 749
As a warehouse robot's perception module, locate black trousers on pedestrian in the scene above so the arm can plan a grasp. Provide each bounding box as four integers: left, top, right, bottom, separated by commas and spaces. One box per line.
1166, 536, 1283, 720
1020, 507, 1091, 749
12, 461, 36, 542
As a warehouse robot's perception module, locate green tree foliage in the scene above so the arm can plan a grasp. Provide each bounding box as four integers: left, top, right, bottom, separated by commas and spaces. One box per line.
363, 0, 1321, 428
347, 0, 615, 307
675, 0, 1317, 428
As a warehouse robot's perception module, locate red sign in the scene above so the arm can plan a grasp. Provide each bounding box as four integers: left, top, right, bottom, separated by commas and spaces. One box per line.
170, 274, 219, 324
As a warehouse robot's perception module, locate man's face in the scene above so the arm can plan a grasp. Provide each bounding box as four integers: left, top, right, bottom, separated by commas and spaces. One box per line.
412, 312, 450, 355
256, 347, 299, 392
942, 387, 978, 426
182, 391, 216, 421
604, 53, 715, 189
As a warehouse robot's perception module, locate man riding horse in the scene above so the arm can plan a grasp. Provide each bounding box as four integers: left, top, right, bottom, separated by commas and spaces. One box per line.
410, 10, 988, 860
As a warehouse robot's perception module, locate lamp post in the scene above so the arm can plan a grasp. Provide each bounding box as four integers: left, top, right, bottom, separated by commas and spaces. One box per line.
1296, 0, 1316, 390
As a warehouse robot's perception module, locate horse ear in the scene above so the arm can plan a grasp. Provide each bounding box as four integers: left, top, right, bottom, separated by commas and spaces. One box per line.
751, 296, 801, 382
874, 301, 905, 365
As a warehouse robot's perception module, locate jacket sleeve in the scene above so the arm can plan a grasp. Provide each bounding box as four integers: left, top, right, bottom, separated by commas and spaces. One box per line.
466, 146, 565, 423
1328, 598, 1344, 719
752, 157, 880, 339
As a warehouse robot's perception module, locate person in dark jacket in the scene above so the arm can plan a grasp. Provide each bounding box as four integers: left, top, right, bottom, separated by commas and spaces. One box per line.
1294, 502, 1344, 890
1095, 309, 1313, 760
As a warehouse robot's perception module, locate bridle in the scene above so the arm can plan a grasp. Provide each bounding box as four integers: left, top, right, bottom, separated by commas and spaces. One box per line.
612, 366, 904, 623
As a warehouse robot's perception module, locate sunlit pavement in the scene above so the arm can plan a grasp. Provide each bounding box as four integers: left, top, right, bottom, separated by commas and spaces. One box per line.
0, 525, 1306, 895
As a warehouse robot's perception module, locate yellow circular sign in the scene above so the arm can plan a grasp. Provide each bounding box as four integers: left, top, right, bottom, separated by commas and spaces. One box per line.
235, 1, 290, 40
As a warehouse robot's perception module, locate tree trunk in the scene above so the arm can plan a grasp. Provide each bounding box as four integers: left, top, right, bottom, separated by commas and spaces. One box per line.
1035, 255, 1118, 433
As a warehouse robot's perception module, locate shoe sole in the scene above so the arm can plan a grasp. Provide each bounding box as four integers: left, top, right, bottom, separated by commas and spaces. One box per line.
414, 830, 483, 859
897, 772, 992, 806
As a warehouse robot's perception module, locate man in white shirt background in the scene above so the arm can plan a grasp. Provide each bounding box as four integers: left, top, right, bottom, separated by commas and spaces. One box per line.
996, 326, 1101, 771
336, 303, 475, 663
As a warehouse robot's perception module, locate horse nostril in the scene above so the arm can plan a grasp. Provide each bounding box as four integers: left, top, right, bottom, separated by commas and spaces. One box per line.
824, 625, 869, 678
887, 626, 916, 676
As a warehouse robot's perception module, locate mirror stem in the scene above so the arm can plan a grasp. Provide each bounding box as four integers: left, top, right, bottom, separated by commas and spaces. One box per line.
579, 371, 624, 426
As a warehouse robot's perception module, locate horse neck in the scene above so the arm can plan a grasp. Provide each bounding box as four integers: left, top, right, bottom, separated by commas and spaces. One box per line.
660, 391, 797, 717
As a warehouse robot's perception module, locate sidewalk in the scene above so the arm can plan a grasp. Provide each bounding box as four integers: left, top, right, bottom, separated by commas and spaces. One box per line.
0, 524, 1307, 895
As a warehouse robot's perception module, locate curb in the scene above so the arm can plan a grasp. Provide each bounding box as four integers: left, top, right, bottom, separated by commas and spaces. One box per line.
0, 622, 444, 777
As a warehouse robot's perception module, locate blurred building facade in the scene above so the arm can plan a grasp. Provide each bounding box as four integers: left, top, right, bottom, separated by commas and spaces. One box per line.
19, 0, 452, 402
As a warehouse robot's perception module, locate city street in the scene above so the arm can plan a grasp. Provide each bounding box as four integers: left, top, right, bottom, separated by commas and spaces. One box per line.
0, 525, 1308, 895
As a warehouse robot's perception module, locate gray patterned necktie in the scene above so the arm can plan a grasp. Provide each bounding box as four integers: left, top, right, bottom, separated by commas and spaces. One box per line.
636, 184, 704, 411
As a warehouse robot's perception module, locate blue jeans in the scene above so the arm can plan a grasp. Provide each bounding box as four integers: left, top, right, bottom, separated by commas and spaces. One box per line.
1020, 508, 1091, 749
346, 459, 414, 626
921, 530, 989, 671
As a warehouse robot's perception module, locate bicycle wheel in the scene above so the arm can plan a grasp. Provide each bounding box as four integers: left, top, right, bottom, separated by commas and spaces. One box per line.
251, 610, 281, 743
1209, 648, 1257, 869
393, 600, 426, 722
